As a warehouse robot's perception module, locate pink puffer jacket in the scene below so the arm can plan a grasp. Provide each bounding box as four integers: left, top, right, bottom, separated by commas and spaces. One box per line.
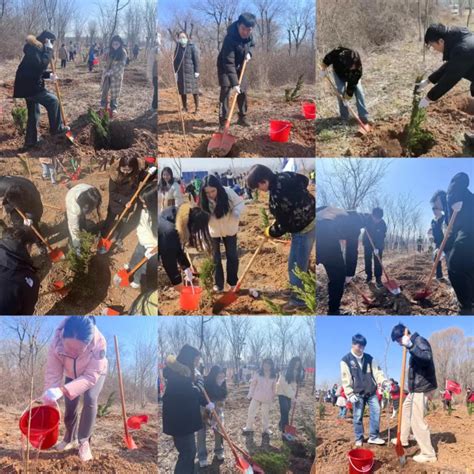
44, 318, 108, 400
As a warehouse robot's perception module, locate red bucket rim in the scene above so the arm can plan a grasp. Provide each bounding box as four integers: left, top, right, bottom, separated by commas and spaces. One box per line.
180, 286, 203, 295
348, 448, 374, 473
20, 404, 60, 435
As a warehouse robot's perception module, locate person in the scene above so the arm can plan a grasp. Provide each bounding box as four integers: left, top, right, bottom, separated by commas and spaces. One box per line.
158, 167, 184, 215
320, 47, 370, 124
247, 165, 316, 310
466, 387, 474, 413
162, 344, 213, 473
430, 172, 474, 314
243, 358, 277, 435
132, 43, 139, 60
0, 227, 39, 315
276, 357, 304, 432
13, 31, 70, 149
173, 32, 200, 114
362, 207, 387, 288
331, 383, 338, 406
336, 385, 347, 419
430, 199, 446, 280
65, 184, 102, 252
442, 389, 452, 411
41, 316, 107, 462
68, 41, 75, 62
390, 379, 401, 419
341, 333, 388, 447
200, 174, 244, 292
59, 43, 68, 68
390, 323, 437, 463
88, 43, 97, 72
101, 35, 127, 115
158, 202, 212, 291
417, 235, 423, 252
217, 13, 256, 128
197, 366, 227, 467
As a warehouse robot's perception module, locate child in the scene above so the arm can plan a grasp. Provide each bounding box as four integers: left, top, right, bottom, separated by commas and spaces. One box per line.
39, 158, 57, 184
247, 164, 316, 310
243, 358, 277, 435
200, 174, 244, 292
197, 366, 228, 467
100, 35, 127, 115
276, 356, 303, 432
41, 316, 107, 462
158, 167, 184, 215
336, 385, 347, 419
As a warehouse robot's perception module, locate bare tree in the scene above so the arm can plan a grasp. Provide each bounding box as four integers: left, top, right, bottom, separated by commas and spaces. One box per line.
286, 0, 314, 56
221, 317, 250, 381
272, 316, 296, 368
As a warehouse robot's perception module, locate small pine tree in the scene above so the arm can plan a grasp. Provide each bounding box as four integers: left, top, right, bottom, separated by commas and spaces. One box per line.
97, 392, 115, 418
88, 108, 110, 149
468, 402, 473, 416
260, 207, 270, 229
252, 448, 290, 474
66, 231, 96, 276
285, 74, 304, 103
199, 257, 216, 301
290, 266, 316, 314
11, 104, 27, 135
319, 403, 326, 419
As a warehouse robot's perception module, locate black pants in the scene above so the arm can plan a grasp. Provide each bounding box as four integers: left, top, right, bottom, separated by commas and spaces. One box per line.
173, 433, 196, 474
101, 207, 124, 240
435, 248, 443, 278
211, 235, 239, 289
88, 60, 94, 72
447, 242, 474, 314
181, 94, 199, 111
61, 59, 67, 68
219, 86, 247, 126
152, 76, 158, 110
278, 395, 291, 432
364, 246, 383, 280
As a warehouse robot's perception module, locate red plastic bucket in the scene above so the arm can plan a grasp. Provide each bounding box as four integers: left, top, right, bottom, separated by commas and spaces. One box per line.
302, 101, 316, 119
19, 404, 60, 450
180, 286, 202, 311
269, 120, 292, 142
348, 449, 374, 474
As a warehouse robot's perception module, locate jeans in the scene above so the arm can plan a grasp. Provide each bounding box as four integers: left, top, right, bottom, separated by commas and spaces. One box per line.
352, 393, 381, 441
173, 433, 196, 474
25, 90, 62, 146
41, 163, 56, 184
338, 406, 347, 418
219, 86, 247, 126
61, 59, 67, 68
197, 406, 224, 462
289, 229, 315, 305
211, 235, 239, 289
278, 395, 291, 431
333, 72, 369, 122
364, 247, 383, 280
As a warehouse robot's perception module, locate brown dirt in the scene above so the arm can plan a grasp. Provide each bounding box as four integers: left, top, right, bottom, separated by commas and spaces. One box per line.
315, 402, 473, 473
316, 252, 460, 315
158, 381, 315, 473
157, 87, 315, 157
0, 405, 157, 473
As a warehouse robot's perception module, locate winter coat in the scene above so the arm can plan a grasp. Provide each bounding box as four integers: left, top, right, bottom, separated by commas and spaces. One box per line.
174, 43, 199, 95
65, 183, 96, 249
204, 378, 228, 404
428, 27, 474, 101
362, 218, 387, 250
13, 39, 53, 98
407, 332, 437, 393
137, 207, 156, 249
162, 355, 206, 436
276, 375, 297, 400
44, 318, 108, 400
248, 374, 276, 403
207, 187, 244, 238
101, 49, 127, 100
58, 46, 68, 60
0, 237, 39, 315
336, 386, 347, 407
267, 172, 316, 238
217, 21, 255, 88
158, 181, 184, 214
107, 163, 145, 215
323, 47, 363, 97
430, 216, 444, 247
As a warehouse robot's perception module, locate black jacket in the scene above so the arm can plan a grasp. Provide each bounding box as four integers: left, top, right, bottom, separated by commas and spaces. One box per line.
341, 352, 377, 397
268, 172, 315, 238
13, 43, 53, 98
428, 27, 474, 101
174, 43, 200, 95
217, 21, 255, 88
0, 238, 39, 315
204, 378, 228, 403
323, 47, 363, 97
407, 333, 437, 393
162, 356, 206, 437
107, 165, 145, 215
430, 216, 444, 247
362, 218, 387, 250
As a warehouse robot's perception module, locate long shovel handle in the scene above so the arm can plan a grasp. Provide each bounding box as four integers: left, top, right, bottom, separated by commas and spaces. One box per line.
49, 58, 68, 128
114, 336, 132, 444
233, 237, 266, 293
224, 59, 249, 131
364, 229, 392, 282
14, 207, 52, 250
396, 328, 409, 453
128, 247, 158, 278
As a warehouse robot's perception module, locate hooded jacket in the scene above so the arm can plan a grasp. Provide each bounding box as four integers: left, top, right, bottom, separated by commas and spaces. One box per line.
43, 318, 108, 399
207, 187, 244, 238
406, 332, 437, 393
428, 27, 474, 101
323, 47, 363, 97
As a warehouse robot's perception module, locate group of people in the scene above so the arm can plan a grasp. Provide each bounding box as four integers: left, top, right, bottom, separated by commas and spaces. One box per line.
58, 42, 79, 68
162, 343, 304, 472
158, 164, 315, 311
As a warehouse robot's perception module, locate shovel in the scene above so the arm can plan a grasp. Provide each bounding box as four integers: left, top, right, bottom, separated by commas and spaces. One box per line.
98, 167, 156, 253
39, 281, 70, 297
114, 336, 138, 450
55, 157, 76, 181
127, 414, 149, 430
202, 388, 254, 474
395, 328, 408, 466
207, 59, 249, 157
14, 207, 65, 262
364, 230, 401, 295
114, 247, 157, 287
212, 238, 266, 314
348, 280, 374, 306
283, 385, 299, 441
414, 209, 459, 301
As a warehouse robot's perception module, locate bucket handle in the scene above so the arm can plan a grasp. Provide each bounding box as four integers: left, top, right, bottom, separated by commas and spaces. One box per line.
271, 123, 292, 134
348, 456, 374, 473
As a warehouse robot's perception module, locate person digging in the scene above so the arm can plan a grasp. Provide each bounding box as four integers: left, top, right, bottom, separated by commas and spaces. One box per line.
363, 207, 387, 289
13, 30, 70, 150
429, 198, 446, 281
417, 23, 474, 145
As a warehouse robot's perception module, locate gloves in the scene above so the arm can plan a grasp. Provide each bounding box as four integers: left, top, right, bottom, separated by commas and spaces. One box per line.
433, 248, 445, 260
147, 165, 157, 175
44, 38, 53, 49
184, 267, 194, 283
263, 226, 272, 238
416, 78, 430, 90
42, 387, 63, 404
245, 53, 252, 61
345, 276, 353, 285
348, 394, 359, 404
401, 335, 413, 348
46, 73, 58, 82
206, 402, 215, 411
194, 72, 200, 78
145, 248, 156, 260
23, 218, 33, 227
419, 97, 431, 109
233, 85, 242, 94
451, 201, 463, 212
374, 248, 379, 256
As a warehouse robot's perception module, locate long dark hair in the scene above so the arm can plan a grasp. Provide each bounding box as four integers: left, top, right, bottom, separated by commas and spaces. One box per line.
63, 316, 96, 344
160, 167, 174, 192
77, 187, 102, 215
176, 344, 201, 380
259, 358, 277, 379
140, 182, 158, 235
188, 207, 212, 251
117, 157, 139, 179
109, 35, 126, 62
205, 365, 228, 397
200, 174, 230, 218
285, 356, 303, 384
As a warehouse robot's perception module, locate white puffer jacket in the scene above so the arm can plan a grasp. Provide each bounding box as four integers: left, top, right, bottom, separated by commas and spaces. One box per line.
158, 181, 184, 214
208, 187, 244, 238
137, 207, 156, 249
65, 183, 95, 249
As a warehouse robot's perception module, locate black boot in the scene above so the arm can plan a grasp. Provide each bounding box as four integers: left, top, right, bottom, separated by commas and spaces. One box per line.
375, 278, 384, 289
237, 115, 250, 127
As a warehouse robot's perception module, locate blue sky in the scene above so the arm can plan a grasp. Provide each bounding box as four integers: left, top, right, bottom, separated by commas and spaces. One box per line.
315, 316, 473, 387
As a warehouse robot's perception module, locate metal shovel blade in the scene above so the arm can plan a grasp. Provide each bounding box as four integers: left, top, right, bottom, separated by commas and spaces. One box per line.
65, 130, 75, 144
116, 268, 131, 287
358, 123, 371, 135
207, 130, 236, 157
71, 167, 81, 180
237, 457, 253, 474
384, 279, 401, 295
52, 281, 69, 297
49, 248, 65, 263
127, 415, 149, 430
124, 434, 137, 450
212, 290, 239, 314
413, 287, 433, 301
97, 238, 113, 254
395, 440, 406, 466
284, 424, 297, 436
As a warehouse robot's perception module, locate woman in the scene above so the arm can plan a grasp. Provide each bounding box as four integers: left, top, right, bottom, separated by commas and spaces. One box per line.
41, 316, 107, 462
158, 202, 211, 291
158, 167, 184, 215
173, 31, 200, 113
100, 35, 127, 115
162, 344, 212, 473
200, 174, 244, 292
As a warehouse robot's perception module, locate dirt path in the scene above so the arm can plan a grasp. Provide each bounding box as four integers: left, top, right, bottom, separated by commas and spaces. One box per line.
315, 403, 473, 473
157, 87, 315, 157
0, 405, 158, 473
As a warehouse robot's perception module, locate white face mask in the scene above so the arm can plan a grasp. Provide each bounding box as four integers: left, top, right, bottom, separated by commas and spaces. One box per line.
179, 37, 188, 46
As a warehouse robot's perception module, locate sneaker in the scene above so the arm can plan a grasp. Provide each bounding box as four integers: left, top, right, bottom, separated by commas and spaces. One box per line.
375, 279, 384, 289
199, 460, 209, 468
413, 454, 437, 463
213, 285, 223, 293
130, 282, 140, 289
237, 116, 250, 127
368, 437, 385, 445
53, 125, 71, 136
78, 441, 93, 462
390, 438, 408, 447
242, 427, 253, 434
263, 429, 273, 436
355, 440, 363, 447
55, 440, 78, 451
215, 453, 224, 461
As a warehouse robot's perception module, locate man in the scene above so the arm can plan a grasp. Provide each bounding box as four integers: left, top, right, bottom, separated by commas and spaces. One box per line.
341, 334, 388, 447
362, 207, 387, 288
13, 31, 70, 150
390, 323, 437, 463
320, 47, 370, 124
217, 13, 256, 128
316, 207, 372, 314
429, 199, 445, 280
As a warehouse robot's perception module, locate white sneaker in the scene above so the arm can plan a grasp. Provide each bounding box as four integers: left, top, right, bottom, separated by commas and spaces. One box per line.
242, 426, 253, 434
213, 285, 223, 293
368, 437, 386, 445
390, 438, 408, 447
263, 429, 273, 436
215, 453, 224, 461
413, 454, 437, 463
355, 440, 363, 447
199, 460, 209, 467
130, 282, 140, 289
55, 440, 78, 451
78, 441, 93, 462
